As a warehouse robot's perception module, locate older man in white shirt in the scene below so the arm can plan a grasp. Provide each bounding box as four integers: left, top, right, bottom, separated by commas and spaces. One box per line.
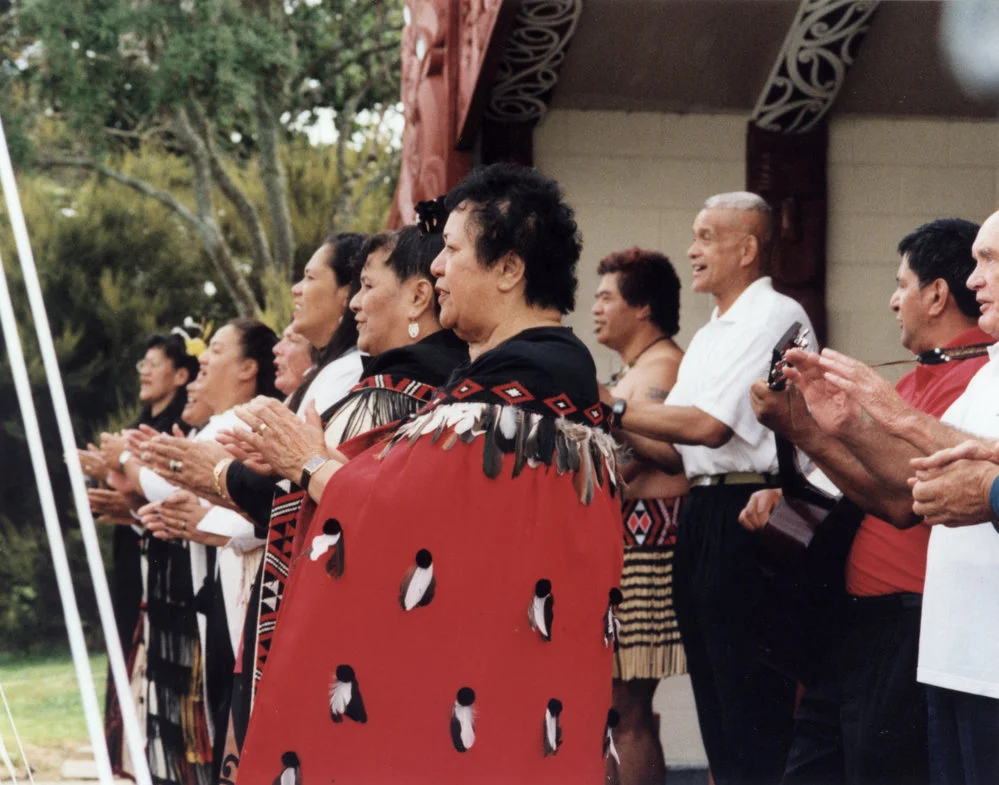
613, 192, 814, 785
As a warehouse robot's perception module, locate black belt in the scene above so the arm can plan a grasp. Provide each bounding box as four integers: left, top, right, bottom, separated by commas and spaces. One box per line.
846, 592, 921, 619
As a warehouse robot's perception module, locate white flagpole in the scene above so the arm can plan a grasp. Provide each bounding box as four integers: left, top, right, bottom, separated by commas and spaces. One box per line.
0, 222, 112, 783
0, 728, 18, 785
0, 113, 151, 785
0, 684, 32, 785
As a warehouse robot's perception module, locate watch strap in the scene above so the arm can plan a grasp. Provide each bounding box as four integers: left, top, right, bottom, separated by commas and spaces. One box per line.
300, 455, 331, 492
610, 399, 628, 428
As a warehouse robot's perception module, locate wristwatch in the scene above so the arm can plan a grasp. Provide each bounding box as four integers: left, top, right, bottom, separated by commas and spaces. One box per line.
119, 450, 133, 467
300, 455, 331, 492
610, 399, 628, 428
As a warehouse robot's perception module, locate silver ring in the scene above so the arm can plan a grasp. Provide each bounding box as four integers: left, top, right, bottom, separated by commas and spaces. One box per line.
258, 423, 268, 435
169, 459, 183, 473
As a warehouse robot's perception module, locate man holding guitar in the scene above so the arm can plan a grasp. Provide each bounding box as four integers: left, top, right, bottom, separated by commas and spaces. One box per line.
740, 219, 989, 784
774, 211, 999, 785
610, 192, 814, 784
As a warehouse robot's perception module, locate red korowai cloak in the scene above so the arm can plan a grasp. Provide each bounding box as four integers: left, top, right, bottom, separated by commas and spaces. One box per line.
236, 327, 625, 784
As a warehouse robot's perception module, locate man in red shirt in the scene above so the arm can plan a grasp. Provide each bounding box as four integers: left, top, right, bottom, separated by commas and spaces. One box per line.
739, 218, 990, 784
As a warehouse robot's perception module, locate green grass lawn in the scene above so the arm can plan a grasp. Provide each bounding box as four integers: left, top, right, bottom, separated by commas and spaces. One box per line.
0, 650, 107, 775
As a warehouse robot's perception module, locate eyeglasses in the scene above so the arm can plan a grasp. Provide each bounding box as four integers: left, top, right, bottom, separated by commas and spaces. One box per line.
136, 360, 165, 372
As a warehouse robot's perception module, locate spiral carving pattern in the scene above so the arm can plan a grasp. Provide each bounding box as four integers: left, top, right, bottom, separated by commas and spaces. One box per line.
752, 0, 880, 134
485, 0, 582, 123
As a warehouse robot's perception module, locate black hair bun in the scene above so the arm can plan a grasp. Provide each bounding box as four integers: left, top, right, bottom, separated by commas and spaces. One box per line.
415, 197, 448, 235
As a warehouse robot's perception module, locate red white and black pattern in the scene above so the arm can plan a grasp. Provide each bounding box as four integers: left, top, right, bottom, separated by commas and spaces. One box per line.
492, 381, 535, 405
622, 497, 680, 548
450, 379, 484, 400
544, 393, 578, 416
615, 496, 686, 681
236, 405, 625, 781
252, 377, 438, 696
254, 488, 307, 689
435, 378, 607, 427
235, 330, 623, 781
382, 401, 621, 501
352, 374, 436, 403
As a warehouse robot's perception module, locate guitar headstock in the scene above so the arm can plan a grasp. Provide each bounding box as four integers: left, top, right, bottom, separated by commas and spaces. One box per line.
768, 321, 810, 391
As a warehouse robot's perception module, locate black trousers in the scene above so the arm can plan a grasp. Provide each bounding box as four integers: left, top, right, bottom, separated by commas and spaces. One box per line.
926, 684, 999, 785
674, 485, 797, 785
783, 594, 928, 785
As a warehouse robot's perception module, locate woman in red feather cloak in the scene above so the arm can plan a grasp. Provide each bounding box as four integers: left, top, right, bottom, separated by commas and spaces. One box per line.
232, 165, 624, 784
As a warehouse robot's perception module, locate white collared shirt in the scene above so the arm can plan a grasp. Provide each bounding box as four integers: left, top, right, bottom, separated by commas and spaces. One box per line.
295, 349, 364, 419
919, 344, 999, 699
665, 276, 815, 478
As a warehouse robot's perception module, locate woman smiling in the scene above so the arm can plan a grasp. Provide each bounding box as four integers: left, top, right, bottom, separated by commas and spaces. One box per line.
222, 212, 467, 724
135, 318, 280, 782
149, 213, 468, 777
287, 232, 368, 415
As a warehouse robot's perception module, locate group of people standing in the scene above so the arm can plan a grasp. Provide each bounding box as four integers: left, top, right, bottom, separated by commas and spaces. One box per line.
87, 165, 622, 785
603, 193, 999, 785
83, 160, 999, 785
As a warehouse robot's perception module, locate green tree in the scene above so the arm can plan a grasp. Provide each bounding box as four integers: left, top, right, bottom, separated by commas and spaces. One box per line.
0, 134, 393, 648
0, 170, 221, 649
3, 0, 403, 316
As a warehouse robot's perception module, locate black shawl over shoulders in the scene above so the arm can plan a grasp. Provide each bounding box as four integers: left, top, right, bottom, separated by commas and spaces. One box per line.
358, 328, 468, 389
227, 330, 468, 530
439, 326, 607, 428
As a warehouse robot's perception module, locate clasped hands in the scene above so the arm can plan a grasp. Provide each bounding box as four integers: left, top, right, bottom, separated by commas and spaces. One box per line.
137, 396, 329, 494
137, 490, 227, 546
219, 396, 330, 484
909, 441, 999, 527
139, 425, 230, 498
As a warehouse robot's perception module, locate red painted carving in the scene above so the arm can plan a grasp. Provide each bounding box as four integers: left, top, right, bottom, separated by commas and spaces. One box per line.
390, 0, 512, 227
391, 1, 453, 227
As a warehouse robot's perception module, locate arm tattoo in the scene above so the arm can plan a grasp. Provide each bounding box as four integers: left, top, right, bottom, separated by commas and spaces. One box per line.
646, 387, 670, 402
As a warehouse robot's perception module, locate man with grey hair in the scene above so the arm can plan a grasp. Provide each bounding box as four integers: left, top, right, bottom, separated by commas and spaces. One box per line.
610, 192, 813, 784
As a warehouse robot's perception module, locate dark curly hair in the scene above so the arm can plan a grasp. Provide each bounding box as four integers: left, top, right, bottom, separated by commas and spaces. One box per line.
597, 248, 681, 337
443, 163, 581, 314
228, 317, 282, 399
897, 218, 981, 320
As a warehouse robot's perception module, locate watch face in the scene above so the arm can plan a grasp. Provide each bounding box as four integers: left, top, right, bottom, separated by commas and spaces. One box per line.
613, 400, 626, 416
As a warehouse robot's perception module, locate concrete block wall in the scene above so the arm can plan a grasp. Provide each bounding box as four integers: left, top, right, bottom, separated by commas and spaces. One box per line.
535, 110, 745, 380
827, 116, 998, 369
535, 109, 999, 380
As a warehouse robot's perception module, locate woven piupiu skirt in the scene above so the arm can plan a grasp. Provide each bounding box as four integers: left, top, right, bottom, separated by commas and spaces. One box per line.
614, 496, 687, 680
